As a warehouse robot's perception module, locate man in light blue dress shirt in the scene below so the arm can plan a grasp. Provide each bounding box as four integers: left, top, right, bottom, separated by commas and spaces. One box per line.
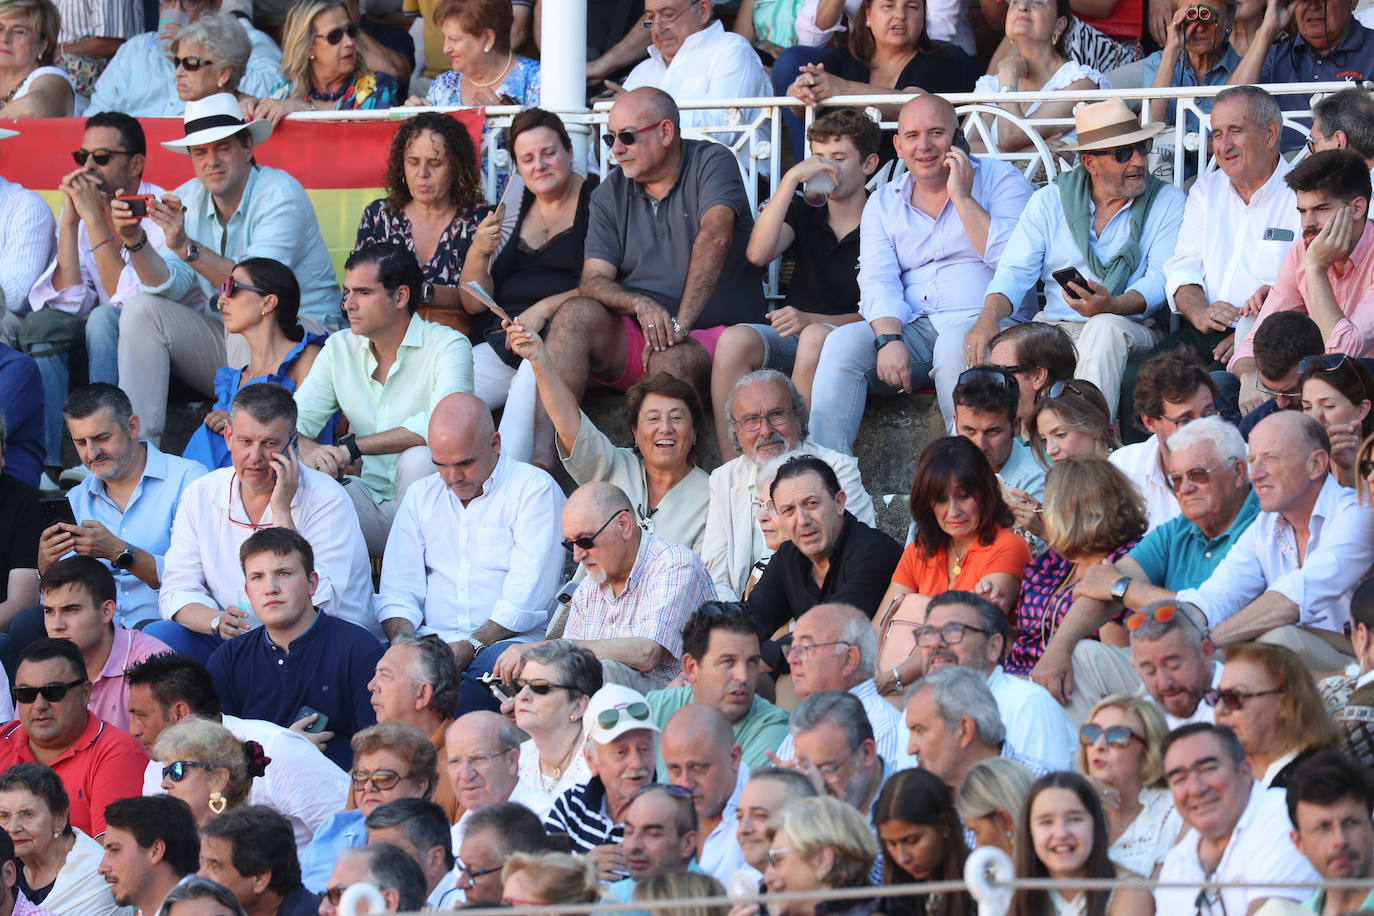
808, 94, 1034, 452
965, 99, 1187, 420
108, 93, 339, 448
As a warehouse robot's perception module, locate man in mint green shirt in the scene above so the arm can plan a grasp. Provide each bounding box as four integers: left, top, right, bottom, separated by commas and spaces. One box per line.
647, 603, 788, 772
295, 242, 473, 556
1289, 749, 1374, 915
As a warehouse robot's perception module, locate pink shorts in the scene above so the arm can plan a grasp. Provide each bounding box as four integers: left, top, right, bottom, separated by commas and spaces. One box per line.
593, 315, 727, 390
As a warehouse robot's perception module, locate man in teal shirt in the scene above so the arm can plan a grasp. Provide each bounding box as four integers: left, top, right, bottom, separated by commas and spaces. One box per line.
1288, 749, 1374, 915
646, 603, 788, 771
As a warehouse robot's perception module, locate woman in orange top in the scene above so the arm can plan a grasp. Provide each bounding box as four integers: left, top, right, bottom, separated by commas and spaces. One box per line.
874, 437, 1031, 697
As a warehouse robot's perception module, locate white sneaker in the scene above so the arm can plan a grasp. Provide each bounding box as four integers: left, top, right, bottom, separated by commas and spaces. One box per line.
58, 465, 91, 486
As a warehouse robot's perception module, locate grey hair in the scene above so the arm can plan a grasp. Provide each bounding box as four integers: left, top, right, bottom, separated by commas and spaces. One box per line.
1215, 84, 1282, 131
913, 665, 1006, 747
363, 798, 454, 870
757, 449, 804, 491
157, 877, 248, 916
388, 634, 462, 718
1313, 87, 1374, 159
493, 717, 527, 752
789, 690, 875, 750
1128, 598, 1209, 645
172, 11, 252, 90
518, 639, 604, 698
834, 606, 878, 678
1166, 415, 1247, 463
337, 844, 428, 912
723, 369, 809, 454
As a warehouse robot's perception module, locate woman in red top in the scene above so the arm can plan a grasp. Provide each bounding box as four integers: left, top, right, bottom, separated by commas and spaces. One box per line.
873, 437, 1031, 696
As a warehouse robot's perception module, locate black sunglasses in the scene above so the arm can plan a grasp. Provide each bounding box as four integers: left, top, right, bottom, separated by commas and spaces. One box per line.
316, 21, 359, 44
512, 677, 575, 695
11, 678, 85, 705
957, 366, 1016, 389
1084, 138, 1153, 163
219, 275, 268, 299
172, 55, 213, 71
456, 856, 503, 880
162, 760, 215, 782
1047, 379, 1087, 399
71, 148, 131, 167
601, 122, 664, 149
561, 508, 628, 552
1298, 353, 1351, 375
1203, 686, 1283, 710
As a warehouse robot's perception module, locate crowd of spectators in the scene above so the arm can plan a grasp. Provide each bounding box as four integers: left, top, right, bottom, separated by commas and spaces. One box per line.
0, 0, 1373, 914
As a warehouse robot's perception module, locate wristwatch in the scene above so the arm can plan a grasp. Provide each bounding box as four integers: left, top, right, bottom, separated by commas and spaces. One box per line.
1110, 576, 1132, 602
113, 543, 135, 570
671, 317, 689, 338
874, 333, 904, 353
466, 637, 485, 656
338, 433, 362, 463
183, 240, 201, 263
210, 612, 224, 638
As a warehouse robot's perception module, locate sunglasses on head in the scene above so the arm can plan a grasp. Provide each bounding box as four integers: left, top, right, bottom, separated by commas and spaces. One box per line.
601, 122, 664, 149
513, 677, 574, 695
71, 148, 131, 167
11, 678, 85, 705
172, 55, 214, 71
316, 21, 359, 44
595, 701, 651, 730
1184, 5, 1220, 20
1047, 379, 1087, 400
1298, 353, 1351, 375
1078, 723, 1140, 748
1085, 138, 1153, 163
957, 366, 1016, 389
561, 508, 628, 552
1125, 602, 1208, 634
219, 275, 268, 300
162, 760, 214, 782
1203, 686, 1283, 710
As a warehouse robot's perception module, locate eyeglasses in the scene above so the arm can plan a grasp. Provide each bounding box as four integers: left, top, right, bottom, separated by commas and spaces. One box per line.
640, 5, 692, 29
595, 701, 652, 730
513, 677, 575, 695
601, 122, 665, 149
1194, 886, 1228, 916
1305, 129, 1328, 154
561, 507, 629, 552
11, 678, 85, 705
315, 21, 359, 44
750, 495, 776, 515
1156, 404, 1216, 428
813, 744, 859, 777
173, 55, 213, 71
915, 622, 988, 648
219, 275, 268, 300
1203, 686, 1283, 710
162, 760, 215, 782
957, 366, 1016, 389
1184, 5, 1220, 20
765, 847, 792, 868
1007, 0, 1054, 7
349, 768, 406, 790
447, 748, 516, 770
1083, 138, 1153, 163
71, 148, 131, 167
1166, 461, 1226, 492
1254, 377, 1301, 400
1078, 723, 1141, 748
784, 639, 852, 660
455, 856, 503, 880
731, 407, 794, 433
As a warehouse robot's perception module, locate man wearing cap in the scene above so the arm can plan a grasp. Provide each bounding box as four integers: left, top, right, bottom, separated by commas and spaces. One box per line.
546, 685, 660, 874
108, 93, 340, 448
964, 99, 1187, 419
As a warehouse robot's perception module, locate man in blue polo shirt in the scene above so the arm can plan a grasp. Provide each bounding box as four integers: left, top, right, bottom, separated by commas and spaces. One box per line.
35, 385, 206, 632
206, 526, 382, 770
1229, 0, 1374, 122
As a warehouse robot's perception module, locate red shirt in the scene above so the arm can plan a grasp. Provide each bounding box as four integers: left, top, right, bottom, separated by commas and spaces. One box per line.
0, 715, 148, 836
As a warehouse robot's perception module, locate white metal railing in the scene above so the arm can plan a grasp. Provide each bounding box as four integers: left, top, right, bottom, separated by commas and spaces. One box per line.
282, 81, 1355, 297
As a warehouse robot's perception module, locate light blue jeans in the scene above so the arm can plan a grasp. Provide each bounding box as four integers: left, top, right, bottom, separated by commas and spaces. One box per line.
29, 304, 120, 466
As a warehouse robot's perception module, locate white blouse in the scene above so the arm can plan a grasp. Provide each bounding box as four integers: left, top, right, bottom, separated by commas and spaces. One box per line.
1109, 786, 1183, 878
516, 735, 593, 820
972, 60, 1108, 146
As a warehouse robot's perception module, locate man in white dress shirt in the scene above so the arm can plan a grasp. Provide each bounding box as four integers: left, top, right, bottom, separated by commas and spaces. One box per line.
377, 393, 565, 716
704, 370, 873, 600
148, 382, 375, 661
1175, 411, 1373, 669
809, 94, 1034, 445
661, 703, 747, 886
1155, 723, 1318, 915
0, 127, 54, 348
918, 591, 1077, 769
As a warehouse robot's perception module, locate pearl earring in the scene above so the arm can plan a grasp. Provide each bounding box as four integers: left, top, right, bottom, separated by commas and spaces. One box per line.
484, 44, 491, 52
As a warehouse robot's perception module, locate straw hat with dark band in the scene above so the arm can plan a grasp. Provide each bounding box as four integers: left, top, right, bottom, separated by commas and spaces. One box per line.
1064, 99, 1164, 152
162, 93, 272, 153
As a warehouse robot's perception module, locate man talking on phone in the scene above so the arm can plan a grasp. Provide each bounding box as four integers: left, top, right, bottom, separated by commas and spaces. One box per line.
965, 99, 1186, 420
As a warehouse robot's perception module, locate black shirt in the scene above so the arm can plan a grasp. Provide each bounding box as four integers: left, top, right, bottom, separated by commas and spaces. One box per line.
781, 195, 862, 315
0, 474, 42, 604
746, 511, 903, 644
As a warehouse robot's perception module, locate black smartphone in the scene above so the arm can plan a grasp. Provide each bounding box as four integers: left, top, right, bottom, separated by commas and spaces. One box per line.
39, 497, 76, 528
1051, 266, 1092, 297
294, 705, 330, 733
953, 127, 971, 154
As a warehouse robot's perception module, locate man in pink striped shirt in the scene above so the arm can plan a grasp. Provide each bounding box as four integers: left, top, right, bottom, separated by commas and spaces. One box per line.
1232, 150, 1374, 407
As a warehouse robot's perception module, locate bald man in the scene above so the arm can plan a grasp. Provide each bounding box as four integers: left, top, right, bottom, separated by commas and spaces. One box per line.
378, 392, 566, 716
808, 94, 1035, 450
516, 87, 764, 468
445, 711, 545, 849
661, 703, 747, 885
493, 481, 717, 693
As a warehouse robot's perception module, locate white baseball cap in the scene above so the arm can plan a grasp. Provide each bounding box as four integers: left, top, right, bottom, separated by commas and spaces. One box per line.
583, 684, 659, 744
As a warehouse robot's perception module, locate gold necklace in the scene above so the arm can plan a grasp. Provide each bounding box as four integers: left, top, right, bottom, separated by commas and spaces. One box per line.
532, 180, 579, 239
950, 540, 971, 578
